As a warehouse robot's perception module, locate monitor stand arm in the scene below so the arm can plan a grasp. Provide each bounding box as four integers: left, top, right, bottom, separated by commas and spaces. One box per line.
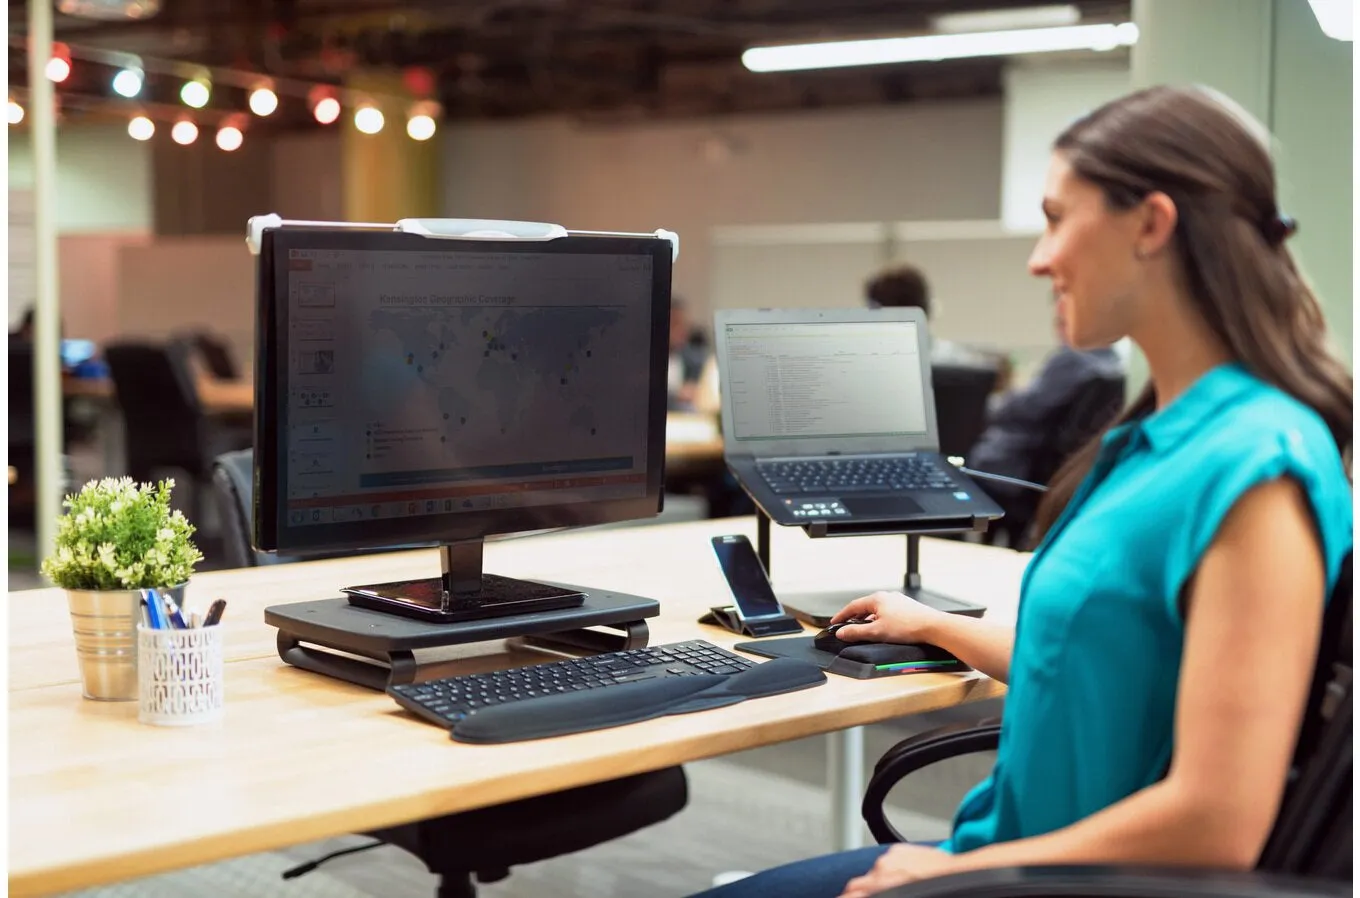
440, 538, 486, 609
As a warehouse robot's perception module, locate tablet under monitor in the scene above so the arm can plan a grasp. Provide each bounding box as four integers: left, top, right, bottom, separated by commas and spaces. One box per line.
251, 220, 675, 622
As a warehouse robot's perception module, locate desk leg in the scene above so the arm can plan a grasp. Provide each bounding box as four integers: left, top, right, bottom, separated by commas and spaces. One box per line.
828, 726, 866, 851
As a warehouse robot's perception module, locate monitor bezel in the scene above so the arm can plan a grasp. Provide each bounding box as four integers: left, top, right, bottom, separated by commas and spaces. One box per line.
252, 227, 672, 555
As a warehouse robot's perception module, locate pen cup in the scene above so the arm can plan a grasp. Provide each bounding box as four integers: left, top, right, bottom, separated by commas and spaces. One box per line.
137, 624, 225, 726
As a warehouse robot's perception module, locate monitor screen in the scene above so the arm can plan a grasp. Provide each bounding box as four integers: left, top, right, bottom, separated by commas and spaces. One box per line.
720, 321, 929, 444
253, 228, 672, 554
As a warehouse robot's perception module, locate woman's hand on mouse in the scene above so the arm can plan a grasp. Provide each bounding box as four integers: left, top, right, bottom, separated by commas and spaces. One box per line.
830, 591, 947, 644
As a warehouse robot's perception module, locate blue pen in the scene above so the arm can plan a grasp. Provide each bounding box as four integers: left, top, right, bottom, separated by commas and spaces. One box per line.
162, 592, 189, 630
144, 589, 168, 629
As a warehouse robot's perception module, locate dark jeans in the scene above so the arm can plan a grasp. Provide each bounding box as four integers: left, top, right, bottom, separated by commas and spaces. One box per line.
687, 844, 919, 898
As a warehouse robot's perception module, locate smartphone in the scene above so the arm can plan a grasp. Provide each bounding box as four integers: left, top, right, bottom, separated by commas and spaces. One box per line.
711, 534, 787, 623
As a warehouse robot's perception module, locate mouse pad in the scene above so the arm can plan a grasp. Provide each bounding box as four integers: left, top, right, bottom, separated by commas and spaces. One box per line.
736, 636, 970, 680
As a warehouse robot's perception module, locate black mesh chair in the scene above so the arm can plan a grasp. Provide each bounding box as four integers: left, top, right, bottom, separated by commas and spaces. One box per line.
193, 332, 239, 380
984, 372, 1125, 549
104, 341, 251, 512
8, 340, 37, 525
210, 448, 690, 897
868, 552, 1353, 898
932, 363, 1000, 459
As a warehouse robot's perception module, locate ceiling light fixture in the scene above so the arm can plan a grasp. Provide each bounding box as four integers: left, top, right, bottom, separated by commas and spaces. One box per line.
1308, 0, 1353, 40
46, 44, 72, 83
8, 97, 24, 125
216, 124, 243, 151
742, 22, 1139, 72
933, 4, 1080, 34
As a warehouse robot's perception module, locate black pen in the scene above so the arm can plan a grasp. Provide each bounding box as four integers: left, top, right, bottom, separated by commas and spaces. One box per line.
203, 598, 227, 627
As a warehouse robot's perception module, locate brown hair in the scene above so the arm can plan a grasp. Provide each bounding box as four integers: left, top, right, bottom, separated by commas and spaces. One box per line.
866, 265, 931, 317
1030, 85, 1353, 545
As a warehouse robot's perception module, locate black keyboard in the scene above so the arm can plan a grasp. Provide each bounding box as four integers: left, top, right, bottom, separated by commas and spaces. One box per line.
389, 640, 757, 729
757, 456, 955, 495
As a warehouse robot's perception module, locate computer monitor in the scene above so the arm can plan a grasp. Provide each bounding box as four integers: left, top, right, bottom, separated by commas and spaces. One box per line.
252, 225, 673, 621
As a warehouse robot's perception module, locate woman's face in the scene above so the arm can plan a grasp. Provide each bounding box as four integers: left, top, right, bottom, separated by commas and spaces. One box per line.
1028, 153, 1146, 349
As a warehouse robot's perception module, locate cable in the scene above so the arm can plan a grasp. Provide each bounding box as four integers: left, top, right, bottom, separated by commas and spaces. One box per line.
280, 839, 385, 880
956, 467, 1048, 493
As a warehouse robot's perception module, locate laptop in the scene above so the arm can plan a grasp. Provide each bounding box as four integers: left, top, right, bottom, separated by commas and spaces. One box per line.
713, 307, 1004, 532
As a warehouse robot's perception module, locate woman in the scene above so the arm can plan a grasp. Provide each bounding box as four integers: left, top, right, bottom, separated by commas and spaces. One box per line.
691, 84, 1353, 898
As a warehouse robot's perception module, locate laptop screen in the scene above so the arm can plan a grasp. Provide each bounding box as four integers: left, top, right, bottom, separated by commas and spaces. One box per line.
721, 321, 929, 443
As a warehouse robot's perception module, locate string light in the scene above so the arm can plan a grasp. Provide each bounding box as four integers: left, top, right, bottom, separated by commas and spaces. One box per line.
248, 85, 277, 116
7, 97, 24, 125
171, 119, 199, 145
354, 104, 384, 134
180, 74, 210, 108
127, 115, 154, 140
46, 45, 72, 83
215, 123, 243, 151
313, 95, 341, 124
406, 100, 439, 141
112, 66, 143, 98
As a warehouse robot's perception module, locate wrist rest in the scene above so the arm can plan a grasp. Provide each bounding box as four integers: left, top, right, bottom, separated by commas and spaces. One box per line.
451, 658, 826, 744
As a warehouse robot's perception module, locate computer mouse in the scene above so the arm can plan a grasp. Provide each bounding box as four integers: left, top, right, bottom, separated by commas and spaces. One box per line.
814, 618, 874, 654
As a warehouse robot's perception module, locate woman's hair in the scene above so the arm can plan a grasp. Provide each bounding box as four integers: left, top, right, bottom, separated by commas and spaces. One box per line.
1030, 84, 1353, 545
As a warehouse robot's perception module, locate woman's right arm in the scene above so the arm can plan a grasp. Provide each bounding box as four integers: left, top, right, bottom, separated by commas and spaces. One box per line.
830, 592, 1015, 684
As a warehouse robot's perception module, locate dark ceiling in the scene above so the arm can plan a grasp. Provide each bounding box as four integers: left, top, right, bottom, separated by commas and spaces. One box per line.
9, 0, 1132, 128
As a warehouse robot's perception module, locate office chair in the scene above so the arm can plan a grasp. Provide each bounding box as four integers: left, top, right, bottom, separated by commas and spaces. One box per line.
984, 372, 1125, 549
211, 448, 691, 896
8, 341, 37, 526
192, 332, 239, 380
932, 363, 999, 459
866, 551, 1354, 898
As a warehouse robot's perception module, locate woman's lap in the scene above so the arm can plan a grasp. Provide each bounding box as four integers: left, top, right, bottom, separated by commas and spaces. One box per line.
687, 845, 890, 898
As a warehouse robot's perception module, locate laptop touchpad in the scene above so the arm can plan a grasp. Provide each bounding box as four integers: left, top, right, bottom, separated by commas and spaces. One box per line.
843, 496, 923, 517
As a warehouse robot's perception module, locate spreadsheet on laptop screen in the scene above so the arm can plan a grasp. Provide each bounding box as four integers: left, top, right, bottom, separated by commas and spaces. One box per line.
722, 321, 929, 442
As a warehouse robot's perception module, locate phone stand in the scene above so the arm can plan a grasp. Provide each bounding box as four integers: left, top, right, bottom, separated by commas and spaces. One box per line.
698, 605, 805, 638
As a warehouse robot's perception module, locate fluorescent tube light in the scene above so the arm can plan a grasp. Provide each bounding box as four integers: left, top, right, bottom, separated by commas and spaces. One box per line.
934, 4, 1080, 34
1308, 0, 1353, 40
742, 23, 1139, 73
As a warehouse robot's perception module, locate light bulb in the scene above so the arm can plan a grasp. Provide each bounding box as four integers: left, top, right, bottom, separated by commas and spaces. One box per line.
406, 113, 436, 141
46, 57, 71, 83
171, 120, 199, 145
112, 67, 143, 98
313, 96, 341, 124
215, 125, 243, 151
127, 115, 155, 140
354, 105, 384, 134
248, 87, 277, 116
180, 79, 210, 108
8, 99, 24, 125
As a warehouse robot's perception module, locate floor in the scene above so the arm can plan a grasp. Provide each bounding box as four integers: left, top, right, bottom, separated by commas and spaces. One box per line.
17, 442, 1003, 898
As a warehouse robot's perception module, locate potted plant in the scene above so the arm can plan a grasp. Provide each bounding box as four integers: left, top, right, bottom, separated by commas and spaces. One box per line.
41, 477, 203, 701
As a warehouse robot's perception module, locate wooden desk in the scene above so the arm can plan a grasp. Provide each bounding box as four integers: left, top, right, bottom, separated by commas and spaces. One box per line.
8, 518, 1025, 897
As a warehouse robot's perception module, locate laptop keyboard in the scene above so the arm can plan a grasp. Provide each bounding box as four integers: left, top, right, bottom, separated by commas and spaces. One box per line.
757, 456, 955, 495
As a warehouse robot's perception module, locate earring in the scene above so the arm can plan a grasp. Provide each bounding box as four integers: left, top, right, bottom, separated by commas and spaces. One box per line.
1134, 246, 1148, 261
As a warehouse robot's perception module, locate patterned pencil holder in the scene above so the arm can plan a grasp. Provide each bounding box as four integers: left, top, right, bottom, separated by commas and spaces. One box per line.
137, 624, 224, 726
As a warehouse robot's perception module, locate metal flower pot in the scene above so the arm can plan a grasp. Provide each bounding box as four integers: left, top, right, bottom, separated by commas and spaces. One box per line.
66, 583, 187, 701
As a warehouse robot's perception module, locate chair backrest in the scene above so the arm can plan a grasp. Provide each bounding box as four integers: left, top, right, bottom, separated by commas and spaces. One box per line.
193, 332, 239, 380
104, 341, 201, 425
8, 340, 35, 443
1257, 550, 1353, 880
932, 363, 999, 458
211, 449, 271, 568
1032, 372, 1126, 487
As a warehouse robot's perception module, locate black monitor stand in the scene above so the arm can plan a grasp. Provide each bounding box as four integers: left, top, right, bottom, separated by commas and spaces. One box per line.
755, 508, 985, 627
342, 537, 586, 623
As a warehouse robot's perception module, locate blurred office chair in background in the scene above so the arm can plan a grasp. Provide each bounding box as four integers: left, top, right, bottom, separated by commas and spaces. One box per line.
932, 363, 1000, 459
